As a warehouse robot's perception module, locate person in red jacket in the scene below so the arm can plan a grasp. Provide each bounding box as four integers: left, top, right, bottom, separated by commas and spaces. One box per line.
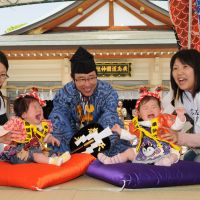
0, 90, 70, 166
98, 87, 186, 166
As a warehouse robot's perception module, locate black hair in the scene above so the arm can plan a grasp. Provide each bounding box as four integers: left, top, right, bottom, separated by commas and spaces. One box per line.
170, 49, 200, 101
0, 51, 9, 109
0, 51, 9, 71
13, 95, 38, 117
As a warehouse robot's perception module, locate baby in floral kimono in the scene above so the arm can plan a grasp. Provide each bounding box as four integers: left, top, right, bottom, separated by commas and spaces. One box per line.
0, 90, 70, 166
98, 87, 186, 166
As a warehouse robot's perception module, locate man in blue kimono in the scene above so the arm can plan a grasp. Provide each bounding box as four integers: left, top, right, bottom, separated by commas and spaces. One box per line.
49, 47, 131, 156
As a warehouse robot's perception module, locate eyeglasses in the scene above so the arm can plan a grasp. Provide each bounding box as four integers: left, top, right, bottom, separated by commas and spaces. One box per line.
75, 76, 97, 85
0, 74, 9, 80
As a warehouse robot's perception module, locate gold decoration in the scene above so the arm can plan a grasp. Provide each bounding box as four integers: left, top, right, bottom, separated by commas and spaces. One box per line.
98, 142, 106, 151
88, 128, 98, 134
77, 7, 83, 14
85, 104, 94, 113
140, 6, 145, 13
74, 136, 81, 142
82, 114, 93, 122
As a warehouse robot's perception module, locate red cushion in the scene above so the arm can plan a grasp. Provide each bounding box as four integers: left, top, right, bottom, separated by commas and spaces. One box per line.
0, 153, 95, 190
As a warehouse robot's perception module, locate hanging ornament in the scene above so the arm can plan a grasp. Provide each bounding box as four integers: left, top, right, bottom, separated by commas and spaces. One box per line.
169, 0, 200, 50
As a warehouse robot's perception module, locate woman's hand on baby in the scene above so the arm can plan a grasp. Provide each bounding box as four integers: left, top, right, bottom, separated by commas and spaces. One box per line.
0, 131, 25, 144
0, 133, 12, 144
159, 128, 179, 143
111, 124, 122, 135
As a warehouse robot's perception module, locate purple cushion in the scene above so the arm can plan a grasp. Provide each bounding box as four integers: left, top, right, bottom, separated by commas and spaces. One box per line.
86, 160, 200, 188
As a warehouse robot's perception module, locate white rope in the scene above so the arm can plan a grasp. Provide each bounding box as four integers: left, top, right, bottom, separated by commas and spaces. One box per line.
32, 178, 132, 192
33, 186, 60, 191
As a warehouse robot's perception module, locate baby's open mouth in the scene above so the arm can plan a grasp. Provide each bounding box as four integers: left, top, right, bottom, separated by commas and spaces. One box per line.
147, 114, 155, 119
35, 114, 41, 120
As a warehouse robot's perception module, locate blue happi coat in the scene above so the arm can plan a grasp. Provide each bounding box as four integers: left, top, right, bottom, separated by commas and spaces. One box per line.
49, 80, 131, 156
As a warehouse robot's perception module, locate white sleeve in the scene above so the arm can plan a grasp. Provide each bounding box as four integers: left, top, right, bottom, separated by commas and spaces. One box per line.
171, 116, 186, 131
120, 129, 137, 141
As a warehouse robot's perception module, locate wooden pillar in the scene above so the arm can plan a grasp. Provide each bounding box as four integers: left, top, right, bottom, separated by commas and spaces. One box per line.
149, 57, 162, 87
61, 58, 71, 85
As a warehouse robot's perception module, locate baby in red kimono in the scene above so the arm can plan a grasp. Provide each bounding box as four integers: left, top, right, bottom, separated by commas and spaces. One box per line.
98, 87, 186, 166
0, 90, 70, 166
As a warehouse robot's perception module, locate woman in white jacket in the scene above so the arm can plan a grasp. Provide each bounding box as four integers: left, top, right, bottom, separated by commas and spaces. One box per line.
162, 49, 200, 162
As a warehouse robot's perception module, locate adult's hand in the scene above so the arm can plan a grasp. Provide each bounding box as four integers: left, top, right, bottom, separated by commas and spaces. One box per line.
0, 131, 25, 144
159, 127, 179, 144
0, 132, 12, 144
